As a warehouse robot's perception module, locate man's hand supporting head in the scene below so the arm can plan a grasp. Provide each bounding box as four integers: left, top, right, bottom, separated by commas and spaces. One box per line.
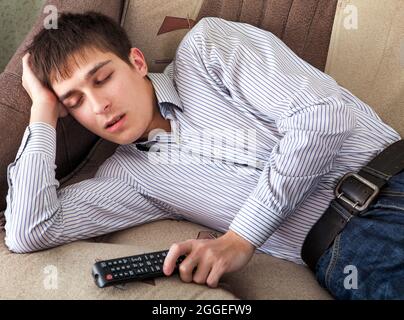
22, 53, 68, 129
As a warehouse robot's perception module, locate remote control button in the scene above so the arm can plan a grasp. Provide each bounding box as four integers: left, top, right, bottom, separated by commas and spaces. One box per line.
106, 274, 113, 281
131, 257, 142, 263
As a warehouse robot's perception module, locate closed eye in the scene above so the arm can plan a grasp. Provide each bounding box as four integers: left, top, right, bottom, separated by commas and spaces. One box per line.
69, 96, 84, 109
64, 72, 114, 109
95, 72, 113, 85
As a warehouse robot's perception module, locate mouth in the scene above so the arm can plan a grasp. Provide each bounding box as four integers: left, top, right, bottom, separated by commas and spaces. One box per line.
105, 114, 126, 132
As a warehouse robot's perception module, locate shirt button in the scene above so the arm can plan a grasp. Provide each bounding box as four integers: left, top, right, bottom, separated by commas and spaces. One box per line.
213, 148, 220, 156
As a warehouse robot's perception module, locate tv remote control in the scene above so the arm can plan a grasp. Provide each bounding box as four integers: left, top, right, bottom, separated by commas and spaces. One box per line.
92, 249, 185, 288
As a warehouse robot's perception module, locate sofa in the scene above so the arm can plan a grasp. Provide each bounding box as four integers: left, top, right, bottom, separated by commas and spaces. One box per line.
0, 0, 402, 299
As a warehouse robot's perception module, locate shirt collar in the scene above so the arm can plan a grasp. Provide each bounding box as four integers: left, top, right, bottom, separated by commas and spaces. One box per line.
134, 73, 182, 148
147, 73, 183, 112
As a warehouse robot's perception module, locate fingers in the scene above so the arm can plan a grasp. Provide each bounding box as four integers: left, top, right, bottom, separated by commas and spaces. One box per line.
206, 263, 226, 288
21, 53, 30, 91
192, 259, 212, 285
22, 53, 33, 77
21, 53, 37, 97
163, 240, 193, 276
22, 52, 30, 65
178, 254, 198, 283
164, 238, 240, 288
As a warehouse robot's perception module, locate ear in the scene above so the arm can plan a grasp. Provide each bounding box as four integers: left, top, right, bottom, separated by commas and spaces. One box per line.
128, 48, 148, 76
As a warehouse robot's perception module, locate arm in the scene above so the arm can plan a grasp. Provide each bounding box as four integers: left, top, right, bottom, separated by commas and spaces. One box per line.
4, 124, 164, 253
4, 54, 165, 253
164, 18, 356, 285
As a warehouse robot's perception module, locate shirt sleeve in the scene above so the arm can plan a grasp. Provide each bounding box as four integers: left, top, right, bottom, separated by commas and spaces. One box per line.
177, 17, 356, 248
4, 122, 168, 253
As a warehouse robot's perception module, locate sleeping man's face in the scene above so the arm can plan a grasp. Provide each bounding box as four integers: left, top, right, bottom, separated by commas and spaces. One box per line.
52, 47, 164, 145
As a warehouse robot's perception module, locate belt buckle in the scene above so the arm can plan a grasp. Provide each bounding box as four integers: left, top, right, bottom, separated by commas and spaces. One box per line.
334, 172, 380, 213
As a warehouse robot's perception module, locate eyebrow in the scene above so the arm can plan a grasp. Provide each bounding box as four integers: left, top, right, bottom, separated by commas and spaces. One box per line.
59, 60, 112, 102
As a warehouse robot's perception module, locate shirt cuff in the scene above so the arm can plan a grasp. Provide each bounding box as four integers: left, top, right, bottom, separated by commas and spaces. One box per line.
16, 122, 57, 161
229, 196, 285, 248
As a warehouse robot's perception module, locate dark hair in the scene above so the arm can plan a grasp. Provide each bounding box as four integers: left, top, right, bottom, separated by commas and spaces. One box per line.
26, 11, 133, 89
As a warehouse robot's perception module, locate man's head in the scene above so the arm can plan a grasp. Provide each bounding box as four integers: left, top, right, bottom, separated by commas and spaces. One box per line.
27, 11, 166, 145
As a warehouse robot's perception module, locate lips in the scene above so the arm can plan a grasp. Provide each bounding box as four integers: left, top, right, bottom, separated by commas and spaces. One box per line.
105, 114, 125, 129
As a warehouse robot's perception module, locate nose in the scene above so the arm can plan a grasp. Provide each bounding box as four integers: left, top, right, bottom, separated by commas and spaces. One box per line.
88, 91, 111, 114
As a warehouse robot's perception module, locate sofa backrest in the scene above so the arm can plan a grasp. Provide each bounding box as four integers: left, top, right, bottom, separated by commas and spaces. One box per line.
123, 0, 338, 73
325, 0, 404, 137
121, 0, 205, 73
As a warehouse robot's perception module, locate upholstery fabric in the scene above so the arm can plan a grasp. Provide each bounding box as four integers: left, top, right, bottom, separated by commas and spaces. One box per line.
325, 0, 404, 137
0, 0, 44, 72
197, 0, 339, 71
0, 230, 237, 299
106, 219, 332, 299
122, 0, 204, 73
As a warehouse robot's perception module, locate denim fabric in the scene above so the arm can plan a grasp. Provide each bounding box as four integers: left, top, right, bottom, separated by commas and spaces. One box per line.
315, 170, 404, 300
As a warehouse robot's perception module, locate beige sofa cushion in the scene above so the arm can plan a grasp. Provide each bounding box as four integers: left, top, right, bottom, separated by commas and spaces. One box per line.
326, 0, 404, 136
106, 219, 332, 300
0, 230, 237, 299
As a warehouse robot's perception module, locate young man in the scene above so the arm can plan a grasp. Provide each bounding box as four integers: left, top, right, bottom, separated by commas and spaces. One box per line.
5, 12, 403, 299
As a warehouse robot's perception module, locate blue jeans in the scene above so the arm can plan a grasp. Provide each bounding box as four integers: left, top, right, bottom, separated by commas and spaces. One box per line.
315, 170, 404, 300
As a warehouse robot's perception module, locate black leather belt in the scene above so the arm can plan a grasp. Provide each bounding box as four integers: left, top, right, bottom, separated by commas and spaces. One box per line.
301, 139, 404, 271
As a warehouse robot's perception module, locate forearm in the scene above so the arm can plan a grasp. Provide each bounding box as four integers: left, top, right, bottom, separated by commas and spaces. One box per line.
29, 103, 59, 129
4, 123, 60, 252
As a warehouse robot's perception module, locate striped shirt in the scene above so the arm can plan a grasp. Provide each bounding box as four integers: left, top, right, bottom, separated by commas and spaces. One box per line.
4, 17, 400, 263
